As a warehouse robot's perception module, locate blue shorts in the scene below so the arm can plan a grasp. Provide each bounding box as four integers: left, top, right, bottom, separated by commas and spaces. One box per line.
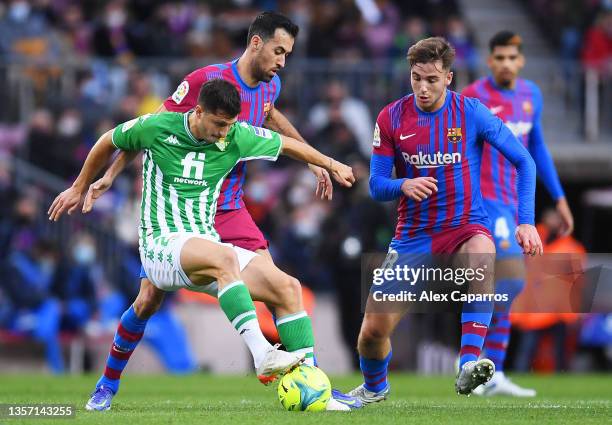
482, 199, 523, 260
374, 224, 492, 297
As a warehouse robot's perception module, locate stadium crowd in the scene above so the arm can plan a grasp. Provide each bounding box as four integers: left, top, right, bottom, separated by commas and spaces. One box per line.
0, 0, 610, 374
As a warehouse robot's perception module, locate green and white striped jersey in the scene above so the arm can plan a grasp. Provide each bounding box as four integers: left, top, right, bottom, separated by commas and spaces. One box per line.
111, 112, 282, 248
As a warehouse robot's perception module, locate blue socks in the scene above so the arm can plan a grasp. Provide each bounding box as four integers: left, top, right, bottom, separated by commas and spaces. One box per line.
360, 351, 392, 393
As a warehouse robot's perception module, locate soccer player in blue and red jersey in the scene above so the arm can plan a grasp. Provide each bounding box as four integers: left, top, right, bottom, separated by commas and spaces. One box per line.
56, 12, 357, 411
462, 31, 574, 397
348, 37, 543, 403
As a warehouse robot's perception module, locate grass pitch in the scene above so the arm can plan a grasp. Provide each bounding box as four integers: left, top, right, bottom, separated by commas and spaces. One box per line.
0, 373, 610, 424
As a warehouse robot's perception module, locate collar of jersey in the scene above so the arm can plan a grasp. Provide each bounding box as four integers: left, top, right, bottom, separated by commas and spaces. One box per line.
486, 75, 518, 95
183, 111, 209, 145
231, 59, 262, 92
413, 89, 452, 116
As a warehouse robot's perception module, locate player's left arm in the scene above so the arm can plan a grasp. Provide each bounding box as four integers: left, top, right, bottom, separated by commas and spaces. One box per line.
528, 86, 574, 235
474, 100, 542, 255
265, 106, 333, 200
279, 135, 354, 188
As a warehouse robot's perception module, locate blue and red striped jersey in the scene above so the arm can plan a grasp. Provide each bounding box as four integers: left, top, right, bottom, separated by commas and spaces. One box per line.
164, 60, 281, 210
462, 77, 564, 206
370, 90, 536, 242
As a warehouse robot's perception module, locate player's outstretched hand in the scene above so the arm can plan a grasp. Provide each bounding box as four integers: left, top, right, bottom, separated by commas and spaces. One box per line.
48, 186, 84, 222
400, 177, 438, 202
556, 197, 574, 236
83, 175, 113, 213
515, 224, 544, 256
330, 160, 355, 188
309, 164, 333, 200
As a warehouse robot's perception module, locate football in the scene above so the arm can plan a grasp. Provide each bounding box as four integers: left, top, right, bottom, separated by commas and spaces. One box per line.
277, 365, 331, 412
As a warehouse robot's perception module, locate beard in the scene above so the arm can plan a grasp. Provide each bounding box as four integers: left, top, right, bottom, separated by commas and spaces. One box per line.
251, 59, 272, 83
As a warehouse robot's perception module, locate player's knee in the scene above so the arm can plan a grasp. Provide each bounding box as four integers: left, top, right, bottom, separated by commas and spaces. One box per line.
211, 247, 240, 281
359, 322, 390, 344
277, 275, 303, 311
463, 234, 495, 254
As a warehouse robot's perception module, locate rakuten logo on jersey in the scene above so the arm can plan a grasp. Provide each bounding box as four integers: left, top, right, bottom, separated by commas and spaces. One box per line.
402, 151, 462, 169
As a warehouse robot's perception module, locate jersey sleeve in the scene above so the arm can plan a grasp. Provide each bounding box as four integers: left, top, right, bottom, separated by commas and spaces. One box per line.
472, 99, 536, 225
111, 114, 156, 151
233, 122, 282, 161
369, 107, 405, 201
460, 83, 477, 99
527, 84, 565, 200
163, 68, 209, 112
372, 107, 395, 157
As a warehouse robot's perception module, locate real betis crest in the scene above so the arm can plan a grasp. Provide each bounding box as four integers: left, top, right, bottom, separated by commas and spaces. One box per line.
215, 137, 229, 151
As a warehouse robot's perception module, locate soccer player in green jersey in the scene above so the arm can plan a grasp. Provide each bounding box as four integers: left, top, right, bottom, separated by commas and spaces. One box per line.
49, 79, 354, 410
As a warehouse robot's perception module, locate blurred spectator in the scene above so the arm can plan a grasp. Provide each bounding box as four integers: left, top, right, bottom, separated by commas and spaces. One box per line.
363, 0, 401, 59
308, 80, 373, 158
511, 209, 587, 372
390, 16, 429, 59
0, 0, 58, 60
92, 1, 133, 61
130, 72, 163, 116
581, 9, 612, 73
58, 3, 92, 57
53, 234, 99, 332
2, 239, 64, 373
445, 16, 477, 81
26, 109, 56, 171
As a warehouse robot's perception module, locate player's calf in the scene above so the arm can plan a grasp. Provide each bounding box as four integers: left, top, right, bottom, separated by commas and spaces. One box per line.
132, 278, 165, 319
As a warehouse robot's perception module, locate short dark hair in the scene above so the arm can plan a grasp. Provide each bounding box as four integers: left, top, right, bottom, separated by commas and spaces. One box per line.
489, 31, 523, 52
407, 37, 455, 70
197, 79, 241, 117
247, 11, 299, 44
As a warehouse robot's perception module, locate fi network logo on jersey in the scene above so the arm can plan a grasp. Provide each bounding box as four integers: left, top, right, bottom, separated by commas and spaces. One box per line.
402, 151, 462, 169
175, 152, 208, 186
165, 135, 180, 146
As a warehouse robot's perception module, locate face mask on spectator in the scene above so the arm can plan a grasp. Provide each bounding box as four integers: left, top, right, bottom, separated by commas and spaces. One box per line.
58, 115, 82, 137
248, 181, 269, 203
73, 243, 96, 265
288, 185, 311, 207
10, 1, 30, 22
294, 216, 318, 239
106, 10, 126, 28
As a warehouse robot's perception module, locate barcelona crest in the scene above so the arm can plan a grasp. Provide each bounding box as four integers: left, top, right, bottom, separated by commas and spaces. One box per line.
263, 102, 272, 117
522, 100, 533, 114
447, 127, 462, 143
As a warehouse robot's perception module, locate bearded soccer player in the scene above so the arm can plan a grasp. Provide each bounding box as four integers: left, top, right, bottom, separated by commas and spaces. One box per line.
49, 12, 359, 411
49, 80, 356, 410
347, 37, 543, 404
462, 31, 573, 397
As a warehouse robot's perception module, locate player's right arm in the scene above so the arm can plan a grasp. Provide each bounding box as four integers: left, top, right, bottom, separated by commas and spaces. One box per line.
88, 103, 168, 206
369, 108, 437, 202
472, 99, 542, 255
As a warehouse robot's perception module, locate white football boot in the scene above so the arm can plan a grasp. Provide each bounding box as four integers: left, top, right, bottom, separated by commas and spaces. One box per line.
472, 372, 536, 397
347, 383, 390, 405
256, 344, 305, 385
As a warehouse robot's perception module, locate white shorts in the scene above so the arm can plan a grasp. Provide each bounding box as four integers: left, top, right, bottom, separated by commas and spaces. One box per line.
140, 233, 258, 297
